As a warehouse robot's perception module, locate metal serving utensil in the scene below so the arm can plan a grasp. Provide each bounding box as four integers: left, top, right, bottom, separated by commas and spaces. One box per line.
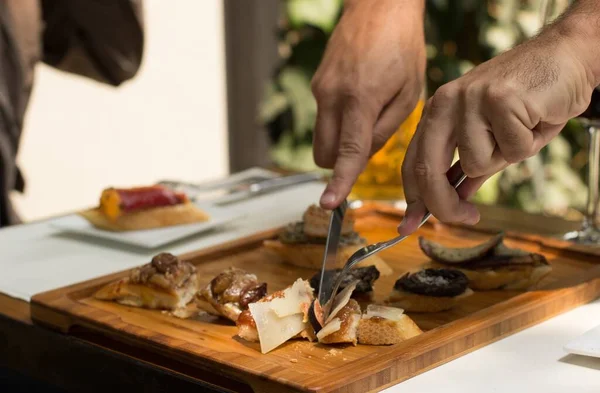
315, 199, 349, 320
319, 171, 467, 323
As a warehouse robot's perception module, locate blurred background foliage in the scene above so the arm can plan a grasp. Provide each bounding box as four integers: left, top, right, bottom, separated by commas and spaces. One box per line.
260, 0, 586, 219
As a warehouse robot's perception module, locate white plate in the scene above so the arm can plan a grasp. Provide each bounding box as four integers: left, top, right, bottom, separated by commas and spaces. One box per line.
49, 203, 242, 249
564, 324, 600, 358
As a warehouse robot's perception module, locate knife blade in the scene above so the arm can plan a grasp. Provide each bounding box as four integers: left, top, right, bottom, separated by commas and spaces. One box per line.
316, 199, 349, 313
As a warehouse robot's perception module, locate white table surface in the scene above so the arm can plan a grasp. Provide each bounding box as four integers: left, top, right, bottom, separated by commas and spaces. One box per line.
1, 179, 598, 393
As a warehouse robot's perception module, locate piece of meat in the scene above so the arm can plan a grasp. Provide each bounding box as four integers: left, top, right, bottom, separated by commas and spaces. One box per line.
199, 267, 267, 322
310, 265, 380, 295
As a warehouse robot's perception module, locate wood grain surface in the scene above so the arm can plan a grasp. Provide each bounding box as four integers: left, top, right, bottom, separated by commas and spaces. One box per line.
30, 206, 600, 393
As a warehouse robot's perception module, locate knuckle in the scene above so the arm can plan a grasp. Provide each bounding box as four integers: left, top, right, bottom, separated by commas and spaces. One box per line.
311, 77, 336, 100
428, 83, 459, 115
497, 133, 531, 164
460, 157, 488, 178
485, 83, 514, 105
338, 139, 365, 159
413, 160, 432, 179
503, 149, 529, 164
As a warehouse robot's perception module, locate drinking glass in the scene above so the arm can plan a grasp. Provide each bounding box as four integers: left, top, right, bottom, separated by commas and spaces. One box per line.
560, 93, 600, 244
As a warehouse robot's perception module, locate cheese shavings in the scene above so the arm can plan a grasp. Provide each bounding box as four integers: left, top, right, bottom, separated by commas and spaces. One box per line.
325, 279, 359, 325
363, 304, 404, 321
316, 318, 342, 341
270, 279, 313, 318
249, 302, 305, 354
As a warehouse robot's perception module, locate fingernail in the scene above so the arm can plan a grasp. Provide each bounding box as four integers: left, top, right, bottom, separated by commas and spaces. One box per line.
320, 191, 336, 206
465, 213, 480, 226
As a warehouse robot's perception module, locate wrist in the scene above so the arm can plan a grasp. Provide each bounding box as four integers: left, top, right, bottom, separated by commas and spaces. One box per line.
345, 0, 424, 13
549, 12, 600, 88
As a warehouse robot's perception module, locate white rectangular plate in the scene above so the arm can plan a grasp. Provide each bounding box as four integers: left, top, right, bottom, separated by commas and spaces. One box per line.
48, 203, 242, 249
564, 324, 600, 358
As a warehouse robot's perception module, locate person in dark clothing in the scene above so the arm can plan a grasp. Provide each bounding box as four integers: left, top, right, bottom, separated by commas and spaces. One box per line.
0, 0, 144, 227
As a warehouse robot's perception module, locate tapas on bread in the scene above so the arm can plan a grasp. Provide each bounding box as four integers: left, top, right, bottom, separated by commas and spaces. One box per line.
419, 234, 552, 290
80, 185, 209, 231
94, 253, 199, 310
264, 205, 392, 275
198, 267, 267, 322
236, 279, 316, 353
388, 268, 473, 312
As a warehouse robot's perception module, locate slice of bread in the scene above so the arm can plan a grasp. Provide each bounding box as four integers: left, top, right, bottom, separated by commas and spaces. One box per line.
388, 287, 474, 313
94, 275, 198, 311
80, 202, 209, 232
263, 240, 392, 276
427, 262, 552, 290
357, 305, 422, 345
317, 299, 361, 346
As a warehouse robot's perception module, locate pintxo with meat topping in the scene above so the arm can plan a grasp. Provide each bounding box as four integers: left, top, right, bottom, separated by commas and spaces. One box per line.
263, 204, 392, 275
419, 233, 552, 290
94, 252, 199, 310
388, 268, 474, 312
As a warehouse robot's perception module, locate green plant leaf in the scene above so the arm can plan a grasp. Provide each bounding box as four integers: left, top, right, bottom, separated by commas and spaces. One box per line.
258, 82, 290, 124
287, 0, 343, 33
278, 67, 317, 140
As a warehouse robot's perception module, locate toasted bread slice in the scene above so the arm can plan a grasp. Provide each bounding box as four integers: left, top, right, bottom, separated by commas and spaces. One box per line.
94, 275, 198, 310
317, 299, 361, 346
80, 202, 209, 232
427, 262, 552, 290
94, 253, 199, 311
358, 305, 422, 345
263, 240, 392, 276
388, 287, 474, 313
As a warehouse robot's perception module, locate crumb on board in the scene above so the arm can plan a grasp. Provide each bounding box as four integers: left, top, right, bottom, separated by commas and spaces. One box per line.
324, 349, 341, 358
343, 358, 348, 361
308, 355, 312, 359
290, 359, 298, 363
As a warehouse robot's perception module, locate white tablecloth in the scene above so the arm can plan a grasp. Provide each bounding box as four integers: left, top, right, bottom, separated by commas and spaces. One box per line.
0, 177, 598, 393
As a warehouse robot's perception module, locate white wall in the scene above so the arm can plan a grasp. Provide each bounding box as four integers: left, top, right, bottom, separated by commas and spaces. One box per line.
11, 0, 229, 222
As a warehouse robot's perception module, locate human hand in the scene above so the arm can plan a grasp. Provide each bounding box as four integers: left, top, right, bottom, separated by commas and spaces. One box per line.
399, 12, 599, 235
312, 0, 426, 209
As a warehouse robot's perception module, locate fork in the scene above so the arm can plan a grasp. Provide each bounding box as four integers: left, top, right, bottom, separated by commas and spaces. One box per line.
324, 171, 468, 310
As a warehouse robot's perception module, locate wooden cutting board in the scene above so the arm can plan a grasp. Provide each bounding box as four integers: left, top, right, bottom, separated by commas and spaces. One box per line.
30, 207, 600, 393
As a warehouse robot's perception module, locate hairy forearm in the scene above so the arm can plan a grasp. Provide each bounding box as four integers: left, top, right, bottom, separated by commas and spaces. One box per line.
546, 0, 600, 87
345, 0, 425, 15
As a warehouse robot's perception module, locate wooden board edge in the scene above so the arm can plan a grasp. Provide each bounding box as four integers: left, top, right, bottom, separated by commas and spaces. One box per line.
304, 266, 600, 392
30, 227, 282, 306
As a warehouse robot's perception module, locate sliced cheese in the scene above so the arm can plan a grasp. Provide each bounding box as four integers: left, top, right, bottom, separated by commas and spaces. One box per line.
249, 301, 306, 354
270, 279, 312, 318
316, 318, 342, 341
325, 280, 359, 325
363, 304, 404, 321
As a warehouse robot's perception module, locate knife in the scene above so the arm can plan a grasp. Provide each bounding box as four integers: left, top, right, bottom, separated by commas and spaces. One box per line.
316, 199, 349, 318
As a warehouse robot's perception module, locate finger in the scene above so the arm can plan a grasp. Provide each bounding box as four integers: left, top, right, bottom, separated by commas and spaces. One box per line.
414, 86, 480, 225
370, 87, 421, 157
483, 90, 538, 163
532, 121, 565, 152
320, 97, 375, 209
398, 102, 428, 232
313, 100, 342, 168
457, 95, 502, 178
398, 160, 464, 236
